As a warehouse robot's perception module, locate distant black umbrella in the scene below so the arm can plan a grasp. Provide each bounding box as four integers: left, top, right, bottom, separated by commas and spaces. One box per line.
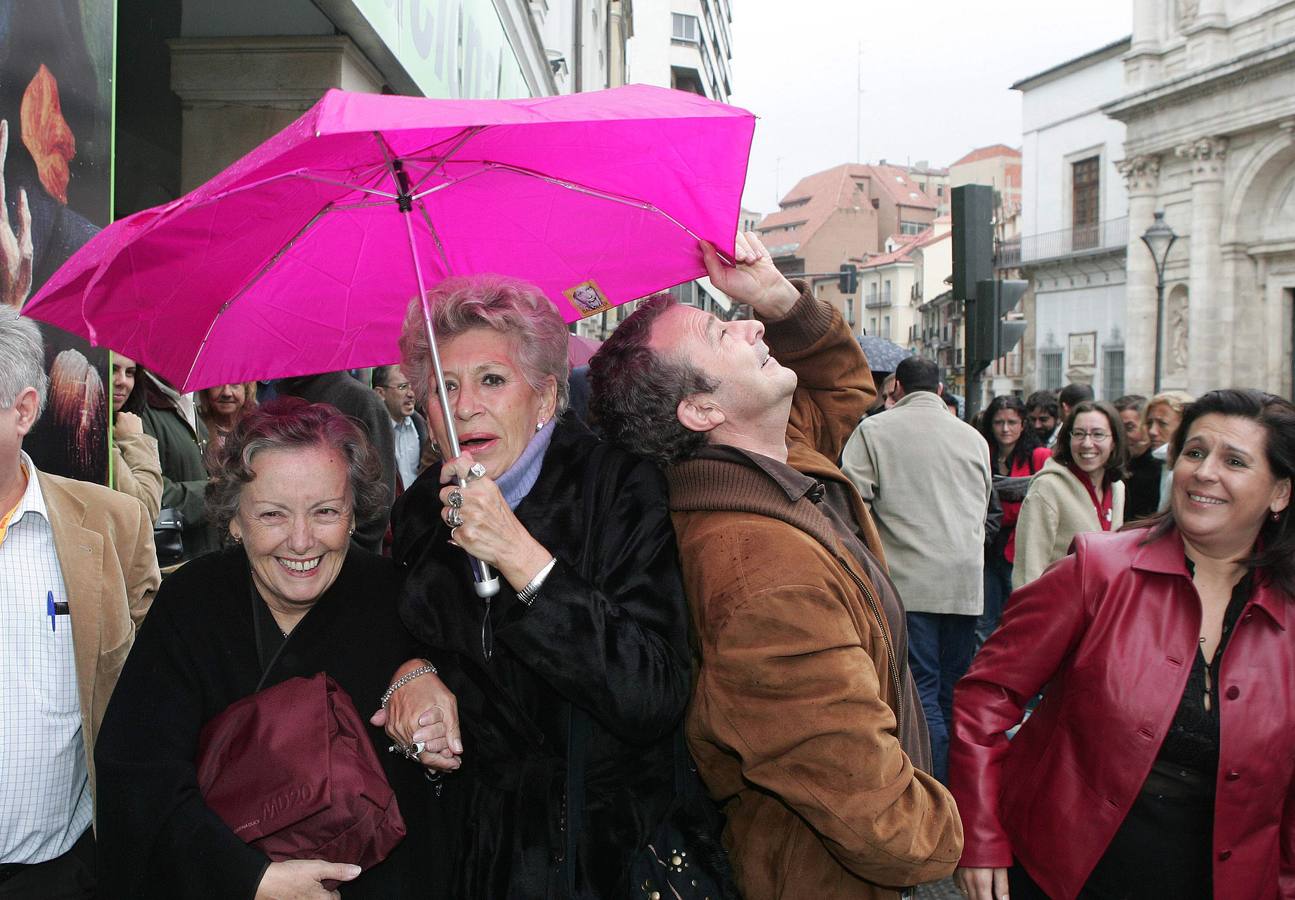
856, 334, 913, 374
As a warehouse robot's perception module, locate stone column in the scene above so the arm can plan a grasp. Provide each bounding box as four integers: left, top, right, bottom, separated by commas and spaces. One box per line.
170, 36, 384, 193
1175, 136, 1227, 397
1184, 0, 1228, 67
1118, 155, 1161, 396
1130, 0, 1158, 51
1126, 0, 1166, 89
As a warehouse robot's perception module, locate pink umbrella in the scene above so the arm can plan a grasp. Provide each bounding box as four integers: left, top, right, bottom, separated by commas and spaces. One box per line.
26, 86, 753, 391
26, 84, 754, 596
568, 334, 602, 367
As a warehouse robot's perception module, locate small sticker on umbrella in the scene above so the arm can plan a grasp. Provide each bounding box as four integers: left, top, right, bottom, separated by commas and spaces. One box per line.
564, 280, 612, 317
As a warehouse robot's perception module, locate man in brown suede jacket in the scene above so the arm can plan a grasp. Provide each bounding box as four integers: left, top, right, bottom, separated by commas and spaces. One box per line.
590, 233, 962, 900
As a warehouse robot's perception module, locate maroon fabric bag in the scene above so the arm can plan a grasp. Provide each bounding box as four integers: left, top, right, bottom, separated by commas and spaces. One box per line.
196, 673, 406, 871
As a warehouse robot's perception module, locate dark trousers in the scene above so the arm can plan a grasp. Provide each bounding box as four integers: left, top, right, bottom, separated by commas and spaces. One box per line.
976, 554, 1013, 647
906, 611, 977, 784
0, 828, 95, 899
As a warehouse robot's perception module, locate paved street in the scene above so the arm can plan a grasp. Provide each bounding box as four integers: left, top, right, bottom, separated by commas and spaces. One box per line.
916, 877, 963, 900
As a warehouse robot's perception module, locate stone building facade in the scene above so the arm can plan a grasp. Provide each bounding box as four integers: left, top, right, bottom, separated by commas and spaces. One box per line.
1105, 0, 1295, 398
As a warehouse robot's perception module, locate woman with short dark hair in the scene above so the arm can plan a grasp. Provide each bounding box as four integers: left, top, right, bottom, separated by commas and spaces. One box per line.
1012, 399, 1128, 589
953, 389, 1295, 900
96, 398, 429, 899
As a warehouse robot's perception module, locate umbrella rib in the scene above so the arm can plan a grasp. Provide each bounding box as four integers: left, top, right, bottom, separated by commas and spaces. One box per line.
413, 199, 452, 274
409, 162, 707, 243
297, 173, 397, 198
408, 126, 487, 193
332, 199, 394, 211
182, 203, 334, 390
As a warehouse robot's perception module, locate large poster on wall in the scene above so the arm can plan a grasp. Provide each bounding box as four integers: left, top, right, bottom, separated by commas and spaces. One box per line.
4, 1, 114, 482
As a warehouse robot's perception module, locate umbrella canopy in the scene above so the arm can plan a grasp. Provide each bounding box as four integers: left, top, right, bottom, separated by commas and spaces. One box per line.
856, 334, 913, 374
25, 85, 755, 392
567, 333, 602, 367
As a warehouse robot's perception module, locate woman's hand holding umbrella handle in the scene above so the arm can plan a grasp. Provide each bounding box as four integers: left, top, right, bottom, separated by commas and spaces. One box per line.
371, 659, 463, 771
955, 866, 1009, 900
701, 231, 799, 321
439, 453, 554, 593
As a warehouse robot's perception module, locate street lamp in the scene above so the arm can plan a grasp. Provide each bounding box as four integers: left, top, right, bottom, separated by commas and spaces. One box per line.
1140, 211, 1177, 393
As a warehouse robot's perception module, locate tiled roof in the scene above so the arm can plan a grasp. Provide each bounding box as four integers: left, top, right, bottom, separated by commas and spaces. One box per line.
756, 163, 937, 255
950, 144, 1021, 167
859, 227, 949, 269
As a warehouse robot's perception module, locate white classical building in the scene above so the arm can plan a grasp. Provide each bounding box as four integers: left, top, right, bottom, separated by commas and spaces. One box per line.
1105, 0, 1295, 398
627, 0, 732, 101
1007, 38, 1133, 400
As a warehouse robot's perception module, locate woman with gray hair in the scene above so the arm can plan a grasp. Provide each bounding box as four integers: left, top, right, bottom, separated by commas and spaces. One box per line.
95, 398, 430, 900
379, 275, 692, 897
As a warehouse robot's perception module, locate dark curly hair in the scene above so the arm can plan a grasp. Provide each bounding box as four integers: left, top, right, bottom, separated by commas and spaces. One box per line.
979, 394, 1040, 474
1134, 389, 1295, 596
588, 294, 719, 467
205, 397, 387, 536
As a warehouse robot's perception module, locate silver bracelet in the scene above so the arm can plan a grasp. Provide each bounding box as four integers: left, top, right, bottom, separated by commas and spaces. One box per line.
380, 662, 437, 708
516, 558, 557, 607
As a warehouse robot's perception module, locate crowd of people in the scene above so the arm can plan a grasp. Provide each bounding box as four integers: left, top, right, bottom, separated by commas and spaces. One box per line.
2, 229, 1292, 900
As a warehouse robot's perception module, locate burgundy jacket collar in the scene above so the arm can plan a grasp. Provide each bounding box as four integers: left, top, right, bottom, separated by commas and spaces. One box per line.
1132, 525, 1287, 630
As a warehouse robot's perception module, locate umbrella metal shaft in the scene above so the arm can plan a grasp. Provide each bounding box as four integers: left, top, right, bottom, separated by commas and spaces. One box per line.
400, 201, 501, 599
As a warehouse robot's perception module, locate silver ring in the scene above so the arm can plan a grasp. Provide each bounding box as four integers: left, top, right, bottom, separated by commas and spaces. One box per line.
412, 741, 426, 755
467, 462, 487, 480
448, 489, 464, 509
447, 508, 463, 528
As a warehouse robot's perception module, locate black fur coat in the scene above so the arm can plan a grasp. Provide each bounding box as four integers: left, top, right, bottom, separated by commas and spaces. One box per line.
392, 413, 691, 898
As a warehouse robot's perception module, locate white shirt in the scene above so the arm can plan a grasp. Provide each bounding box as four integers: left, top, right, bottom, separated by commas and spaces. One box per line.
391, 416, 420, 490
0, 453, 91, 863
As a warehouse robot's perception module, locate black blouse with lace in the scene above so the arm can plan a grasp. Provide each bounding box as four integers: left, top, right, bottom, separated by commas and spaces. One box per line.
1079, 566, 1254, 899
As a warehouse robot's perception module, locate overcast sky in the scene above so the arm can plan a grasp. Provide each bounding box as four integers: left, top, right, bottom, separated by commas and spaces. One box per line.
729, 0, 1133, 213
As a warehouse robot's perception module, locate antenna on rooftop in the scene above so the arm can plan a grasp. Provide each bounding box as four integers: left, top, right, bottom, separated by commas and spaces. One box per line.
856, 41, 863, 163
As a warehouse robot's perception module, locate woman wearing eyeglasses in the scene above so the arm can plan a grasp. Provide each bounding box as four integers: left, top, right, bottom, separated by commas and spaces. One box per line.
1011, 400, 1128, 590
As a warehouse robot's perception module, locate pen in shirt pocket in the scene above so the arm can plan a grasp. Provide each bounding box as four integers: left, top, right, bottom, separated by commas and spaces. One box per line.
47, 591, 69, 631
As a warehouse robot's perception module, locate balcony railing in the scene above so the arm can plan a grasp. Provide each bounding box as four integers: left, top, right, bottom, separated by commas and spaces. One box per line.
995, 216, 1128, 267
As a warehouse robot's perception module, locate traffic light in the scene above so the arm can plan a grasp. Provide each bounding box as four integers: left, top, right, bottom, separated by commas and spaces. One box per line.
968, 279, 1029, 374
951, 185, 993, 302
838, 263, 858, 294
996, 279, 1028, 356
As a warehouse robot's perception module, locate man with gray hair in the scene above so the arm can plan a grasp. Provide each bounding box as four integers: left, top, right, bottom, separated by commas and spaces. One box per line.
0, 307, 159, 897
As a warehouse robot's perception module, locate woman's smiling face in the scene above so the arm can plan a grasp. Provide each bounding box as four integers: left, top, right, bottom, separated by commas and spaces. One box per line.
230, 445, 353, 616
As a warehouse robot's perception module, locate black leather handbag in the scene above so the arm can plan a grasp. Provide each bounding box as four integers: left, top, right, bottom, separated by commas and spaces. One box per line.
153, 506, 184, 566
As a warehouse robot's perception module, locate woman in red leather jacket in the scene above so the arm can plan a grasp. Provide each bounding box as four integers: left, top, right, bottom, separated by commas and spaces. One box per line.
950, 389, 1295, 900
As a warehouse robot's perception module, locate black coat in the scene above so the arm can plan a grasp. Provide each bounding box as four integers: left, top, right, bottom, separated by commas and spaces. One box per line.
392, 413, 691, 898
94, 547, 434, 899
138, 376, 220, 560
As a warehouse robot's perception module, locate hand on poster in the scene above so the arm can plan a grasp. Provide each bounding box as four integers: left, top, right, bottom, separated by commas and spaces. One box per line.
0, 119, 33, 309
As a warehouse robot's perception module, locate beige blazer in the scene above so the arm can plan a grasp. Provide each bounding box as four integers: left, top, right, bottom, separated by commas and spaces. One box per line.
111, 431, 163, 521
38, 470, 161, 798
1012, 458, 1126, 590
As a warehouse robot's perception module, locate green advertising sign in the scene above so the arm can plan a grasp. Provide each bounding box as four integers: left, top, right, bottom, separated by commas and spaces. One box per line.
349, 0, 533, 99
